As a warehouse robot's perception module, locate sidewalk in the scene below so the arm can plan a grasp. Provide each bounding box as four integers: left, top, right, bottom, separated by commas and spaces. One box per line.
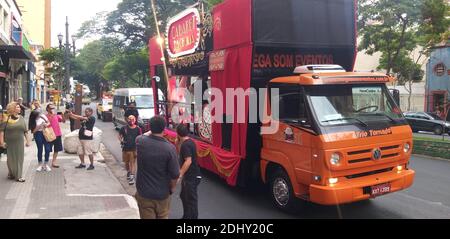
0, 121, 139, 219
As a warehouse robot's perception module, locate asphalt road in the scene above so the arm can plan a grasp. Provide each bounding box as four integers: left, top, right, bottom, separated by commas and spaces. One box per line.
90, 103, 450, 219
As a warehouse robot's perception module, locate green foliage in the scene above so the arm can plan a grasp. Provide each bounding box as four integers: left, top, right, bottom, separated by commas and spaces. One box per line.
39, 47, 64, 65
206, 0, 223, 7
358, 0, 449, 77
102, 48, 149, 88
418, 0, 450, 53
72, 38, 122, 90
74, 0, 203, 92
39, 47, 67, 89
78, 0, 197, 50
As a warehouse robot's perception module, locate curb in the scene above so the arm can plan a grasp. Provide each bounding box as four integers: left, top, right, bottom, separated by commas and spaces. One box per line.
412, 153, 450, 163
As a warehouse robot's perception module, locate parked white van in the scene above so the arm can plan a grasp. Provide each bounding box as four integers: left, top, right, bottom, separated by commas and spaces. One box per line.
112, 88, 156, 129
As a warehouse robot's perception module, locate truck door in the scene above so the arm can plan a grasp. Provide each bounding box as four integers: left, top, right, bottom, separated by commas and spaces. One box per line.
265, 84, 314, 187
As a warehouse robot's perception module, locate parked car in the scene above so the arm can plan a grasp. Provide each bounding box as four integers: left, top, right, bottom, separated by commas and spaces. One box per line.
96, 98, 113, 120
404, 112, 450, 135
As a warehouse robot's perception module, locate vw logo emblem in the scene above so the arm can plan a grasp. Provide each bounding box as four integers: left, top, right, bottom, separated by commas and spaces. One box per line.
372, 148, 382, 160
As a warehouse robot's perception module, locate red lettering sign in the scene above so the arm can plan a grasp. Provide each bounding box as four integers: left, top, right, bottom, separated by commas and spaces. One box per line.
209, 50, 226, 71
253, 53, 334, 69
166, 8, 200, 58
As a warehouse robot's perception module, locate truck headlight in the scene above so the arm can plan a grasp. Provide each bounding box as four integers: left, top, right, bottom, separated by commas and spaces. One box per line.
330, 153, 341, 165
403, 143, 411, 153
328, 178, 338, 184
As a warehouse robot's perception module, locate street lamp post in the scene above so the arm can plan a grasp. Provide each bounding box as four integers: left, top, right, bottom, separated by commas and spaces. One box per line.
57, 17, 77, 97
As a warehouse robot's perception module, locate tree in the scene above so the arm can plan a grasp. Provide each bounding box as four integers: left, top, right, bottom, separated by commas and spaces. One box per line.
102, 48, 149, 88
358, 0, 423, 74
206, 0, 223, 6
77, 0, 197, 51
72, 38, 122, 95
39, 47, 66, 93
358, 0, 449, 111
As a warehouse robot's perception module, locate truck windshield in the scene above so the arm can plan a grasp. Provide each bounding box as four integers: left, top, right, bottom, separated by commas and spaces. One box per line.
306, 84, 403, 126
130, 95, 154, 109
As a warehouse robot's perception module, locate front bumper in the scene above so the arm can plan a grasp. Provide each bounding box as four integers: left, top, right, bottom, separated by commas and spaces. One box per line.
309, 169, 415, 205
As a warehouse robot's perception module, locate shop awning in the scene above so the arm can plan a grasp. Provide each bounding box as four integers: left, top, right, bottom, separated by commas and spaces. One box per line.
0, 45, 36, 61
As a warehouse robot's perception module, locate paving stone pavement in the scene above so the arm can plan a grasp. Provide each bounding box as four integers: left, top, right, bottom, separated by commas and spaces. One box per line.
0, 121, 139, 219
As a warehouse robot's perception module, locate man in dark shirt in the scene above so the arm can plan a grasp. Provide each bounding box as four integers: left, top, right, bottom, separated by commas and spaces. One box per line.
135, 116, 180, 219
177, 124, 201, 219
68, 107, 96, 170
119, 115, 142, 185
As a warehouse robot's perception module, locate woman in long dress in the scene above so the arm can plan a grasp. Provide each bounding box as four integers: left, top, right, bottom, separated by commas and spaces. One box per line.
0, 102, 31, 182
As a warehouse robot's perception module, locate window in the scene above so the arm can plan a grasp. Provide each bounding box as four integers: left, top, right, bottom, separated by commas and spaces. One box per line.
307, 84, 403, 126
276, 84, 309, 126
160, 75, 212, 142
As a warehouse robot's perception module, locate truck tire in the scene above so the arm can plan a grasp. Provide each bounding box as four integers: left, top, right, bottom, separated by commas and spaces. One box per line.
269, 168, 298, 213
433, 125, 443, 135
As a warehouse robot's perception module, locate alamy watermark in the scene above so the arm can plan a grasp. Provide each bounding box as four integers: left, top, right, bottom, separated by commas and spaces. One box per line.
169, 80, 280, 134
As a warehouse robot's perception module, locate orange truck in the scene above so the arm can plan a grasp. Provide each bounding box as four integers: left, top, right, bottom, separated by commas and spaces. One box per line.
260, 66, 415, 210
149, 0, 415, 211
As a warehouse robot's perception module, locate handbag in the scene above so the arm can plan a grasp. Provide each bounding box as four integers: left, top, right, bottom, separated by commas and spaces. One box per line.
84, 129, 93, 137
41, 116, 56, 142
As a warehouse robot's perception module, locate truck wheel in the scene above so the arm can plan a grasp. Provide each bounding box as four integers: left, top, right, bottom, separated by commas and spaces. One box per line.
269, 168, 298, 212
433, 126, 443, 135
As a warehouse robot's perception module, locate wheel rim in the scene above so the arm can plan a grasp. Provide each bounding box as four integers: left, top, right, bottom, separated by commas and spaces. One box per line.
273, 178, 290, 206
435, 127, 442, 134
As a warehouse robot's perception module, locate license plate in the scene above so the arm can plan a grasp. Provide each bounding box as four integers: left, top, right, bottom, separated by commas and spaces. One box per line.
370, 183, 391, 197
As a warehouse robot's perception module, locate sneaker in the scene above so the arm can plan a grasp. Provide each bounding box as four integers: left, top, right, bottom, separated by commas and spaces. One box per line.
127, 172, 131, 180
128, 175, 135, 185
36, 165, 43, 172
87, 165, 95, 171
44, 165, 52, 172
75, 164, 86, 169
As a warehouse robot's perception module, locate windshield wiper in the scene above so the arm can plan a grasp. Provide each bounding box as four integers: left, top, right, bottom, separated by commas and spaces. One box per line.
322, 117, 368, 127
363, 112, 397, 123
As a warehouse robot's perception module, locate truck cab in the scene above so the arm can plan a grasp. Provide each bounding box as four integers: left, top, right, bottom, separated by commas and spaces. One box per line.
261, 65, 415, 210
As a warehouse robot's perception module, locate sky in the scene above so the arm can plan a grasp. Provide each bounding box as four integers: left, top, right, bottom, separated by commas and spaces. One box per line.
51, 0, 122, 49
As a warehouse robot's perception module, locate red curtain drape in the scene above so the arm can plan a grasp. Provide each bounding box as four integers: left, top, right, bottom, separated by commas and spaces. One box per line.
210, 44, 253, 159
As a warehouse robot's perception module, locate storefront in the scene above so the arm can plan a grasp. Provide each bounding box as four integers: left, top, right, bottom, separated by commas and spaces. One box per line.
0, 45, 35, 108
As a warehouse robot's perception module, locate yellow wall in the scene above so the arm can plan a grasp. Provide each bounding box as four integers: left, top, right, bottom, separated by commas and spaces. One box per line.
16, 0, 51, 48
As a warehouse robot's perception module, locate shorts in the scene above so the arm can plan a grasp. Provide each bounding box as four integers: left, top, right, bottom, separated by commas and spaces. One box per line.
51, 136, 63, 152
122, 150, 137, 164
77, 140, 94, 155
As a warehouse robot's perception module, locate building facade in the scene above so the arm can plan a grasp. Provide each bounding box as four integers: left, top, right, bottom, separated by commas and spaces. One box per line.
0, 0, 35, 109
16, 0, 52, 105
425, 41, 450, 120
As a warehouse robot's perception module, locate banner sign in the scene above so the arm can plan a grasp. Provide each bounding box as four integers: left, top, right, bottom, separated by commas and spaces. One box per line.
252, 46, 355, 78
209, 50, 226, 71
166, 8, 201, 58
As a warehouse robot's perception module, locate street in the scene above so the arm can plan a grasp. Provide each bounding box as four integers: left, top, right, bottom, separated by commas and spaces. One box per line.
91, 103, 450, 219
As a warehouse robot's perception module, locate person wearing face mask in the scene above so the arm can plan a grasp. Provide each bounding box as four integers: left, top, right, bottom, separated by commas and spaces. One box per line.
46, 104, 65, 168
119, 115, 142, 185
